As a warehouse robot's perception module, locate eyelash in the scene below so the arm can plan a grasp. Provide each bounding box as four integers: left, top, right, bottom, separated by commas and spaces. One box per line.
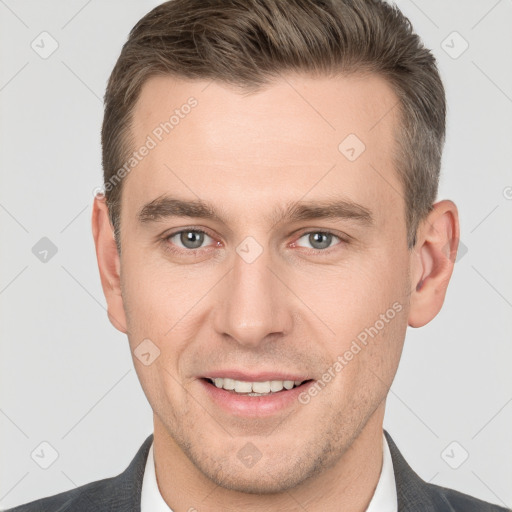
161, 227, 347, 257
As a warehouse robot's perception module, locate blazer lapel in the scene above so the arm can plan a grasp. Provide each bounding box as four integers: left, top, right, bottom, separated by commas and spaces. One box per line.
384, 430, 455, 512
107, 433, 153, 512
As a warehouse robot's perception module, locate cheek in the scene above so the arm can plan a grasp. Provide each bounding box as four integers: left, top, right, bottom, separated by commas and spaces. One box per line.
294, 248, 409, 375
121, 263, 195, 420
291, 252, 405, 325
320, 299, 407, 419
120, 256, 211, 377
121, 253, 192, 335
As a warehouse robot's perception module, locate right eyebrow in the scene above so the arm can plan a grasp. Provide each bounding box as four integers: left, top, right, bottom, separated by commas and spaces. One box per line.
137, 196, 224, 224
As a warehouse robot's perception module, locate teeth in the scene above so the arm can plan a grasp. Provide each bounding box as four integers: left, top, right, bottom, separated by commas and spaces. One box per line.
270, 380, 284, 392
252, 381, 271, 393
210, 378, 305, 394
234, 380, 252, 393
223, 378, 236, 390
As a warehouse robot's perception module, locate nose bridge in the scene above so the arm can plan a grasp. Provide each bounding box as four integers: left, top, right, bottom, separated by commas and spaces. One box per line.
213, 245, 291, 346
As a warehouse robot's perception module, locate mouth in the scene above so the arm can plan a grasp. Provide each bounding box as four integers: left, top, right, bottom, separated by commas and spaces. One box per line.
201, 377, 313, 396
198, 371, 316, 417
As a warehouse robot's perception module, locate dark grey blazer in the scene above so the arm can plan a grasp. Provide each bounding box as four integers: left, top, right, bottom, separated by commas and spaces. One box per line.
3, 430, 510, 511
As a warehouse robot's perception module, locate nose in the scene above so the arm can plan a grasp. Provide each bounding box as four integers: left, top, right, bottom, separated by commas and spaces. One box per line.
212, 246, 293, 348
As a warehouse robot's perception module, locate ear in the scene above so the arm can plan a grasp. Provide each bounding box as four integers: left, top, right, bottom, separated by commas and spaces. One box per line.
408, 199, 460, 328
91, 194, 128, 333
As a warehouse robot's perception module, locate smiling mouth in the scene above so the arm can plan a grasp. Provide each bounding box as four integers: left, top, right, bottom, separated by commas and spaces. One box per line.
203, 377, 313, 396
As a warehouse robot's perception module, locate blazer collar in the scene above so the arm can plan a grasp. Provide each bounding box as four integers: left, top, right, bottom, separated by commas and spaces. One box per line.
109, 433, 153, 512
384, 429, 455, 512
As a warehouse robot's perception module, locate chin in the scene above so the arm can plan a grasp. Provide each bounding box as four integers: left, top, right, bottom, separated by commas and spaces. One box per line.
187, 443, 329, 496
204, 465, 308, 495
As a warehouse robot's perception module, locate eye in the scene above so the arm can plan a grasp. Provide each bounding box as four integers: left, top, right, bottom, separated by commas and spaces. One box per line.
294, 231, 343, 251
162, 228, 346, 256
166, 229, 215, 250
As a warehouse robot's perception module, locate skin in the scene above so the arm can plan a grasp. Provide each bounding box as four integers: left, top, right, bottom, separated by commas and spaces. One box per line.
92, 72, 459, 512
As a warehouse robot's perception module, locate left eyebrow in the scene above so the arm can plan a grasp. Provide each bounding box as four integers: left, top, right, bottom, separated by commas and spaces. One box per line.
271, 199, 374, 227
137, 195, 374, 227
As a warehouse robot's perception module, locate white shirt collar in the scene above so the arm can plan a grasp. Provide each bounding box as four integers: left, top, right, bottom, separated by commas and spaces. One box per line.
365, 431, 398, 512
140, 432, 397, 512
141, 440, 174, 512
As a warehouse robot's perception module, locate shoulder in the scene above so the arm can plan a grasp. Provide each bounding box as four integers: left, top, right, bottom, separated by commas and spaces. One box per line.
2, 474, 119, 512
383, 429, 510, 512
2, 434, 153, 512
424, 481, 511, 512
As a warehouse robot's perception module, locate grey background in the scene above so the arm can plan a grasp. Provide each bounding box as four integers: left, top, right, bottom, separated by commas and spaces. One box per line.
0, 0, 511, 509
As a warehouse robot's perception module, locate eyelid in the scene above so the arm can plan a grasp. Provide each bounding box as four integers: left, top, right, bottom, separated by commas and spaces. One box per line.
164, 225, 214, 237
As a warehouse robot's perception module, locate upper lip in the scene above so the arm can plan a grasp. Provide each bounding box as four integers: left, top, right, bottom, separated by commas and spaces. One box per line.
201, 370, 311, 382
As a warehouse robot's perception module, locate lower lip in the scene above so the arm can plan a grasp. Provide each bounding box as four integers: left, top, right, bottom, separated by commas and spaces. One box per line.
199, 378, 314, 417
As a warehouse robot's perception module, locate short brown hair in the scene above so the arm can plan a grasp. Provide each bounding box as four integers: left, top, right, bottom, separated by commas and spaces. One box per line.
101, 0, 446, 251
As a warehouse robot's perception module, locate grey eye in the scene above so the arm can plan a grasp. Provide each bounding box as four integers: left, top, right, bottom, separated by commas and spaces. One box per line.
170, 230, 212, 250
297, 232, 339, 250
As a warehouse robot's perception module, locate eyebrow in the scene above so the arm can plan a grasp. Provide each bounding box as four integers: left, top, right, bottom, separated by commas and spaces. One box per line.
137, 195, 373, 227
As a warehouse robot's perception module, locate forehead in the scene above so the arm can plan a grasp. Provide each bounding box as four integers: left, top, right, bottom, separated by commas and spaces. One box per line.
123, 72, 403, 230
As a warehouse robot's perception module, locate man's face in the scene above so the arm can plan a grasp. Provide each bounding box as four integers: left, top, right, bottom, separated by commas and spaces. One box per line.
116, 73, 412, 492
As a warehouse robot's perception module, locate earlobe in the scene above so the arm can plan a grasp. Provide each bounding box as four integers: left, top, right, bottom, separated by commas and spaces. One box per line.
91, 195, 128, 333
408, 200, 460, 328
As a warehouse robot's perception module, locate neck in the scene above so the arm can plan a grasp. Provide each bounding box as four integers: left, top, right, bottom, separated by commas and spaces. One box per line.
152, 404, 385, 512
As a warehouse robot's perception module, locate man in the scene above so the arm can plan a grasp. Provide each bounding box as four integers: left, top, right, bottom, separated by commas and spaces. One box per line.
6, 0, 509, 511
